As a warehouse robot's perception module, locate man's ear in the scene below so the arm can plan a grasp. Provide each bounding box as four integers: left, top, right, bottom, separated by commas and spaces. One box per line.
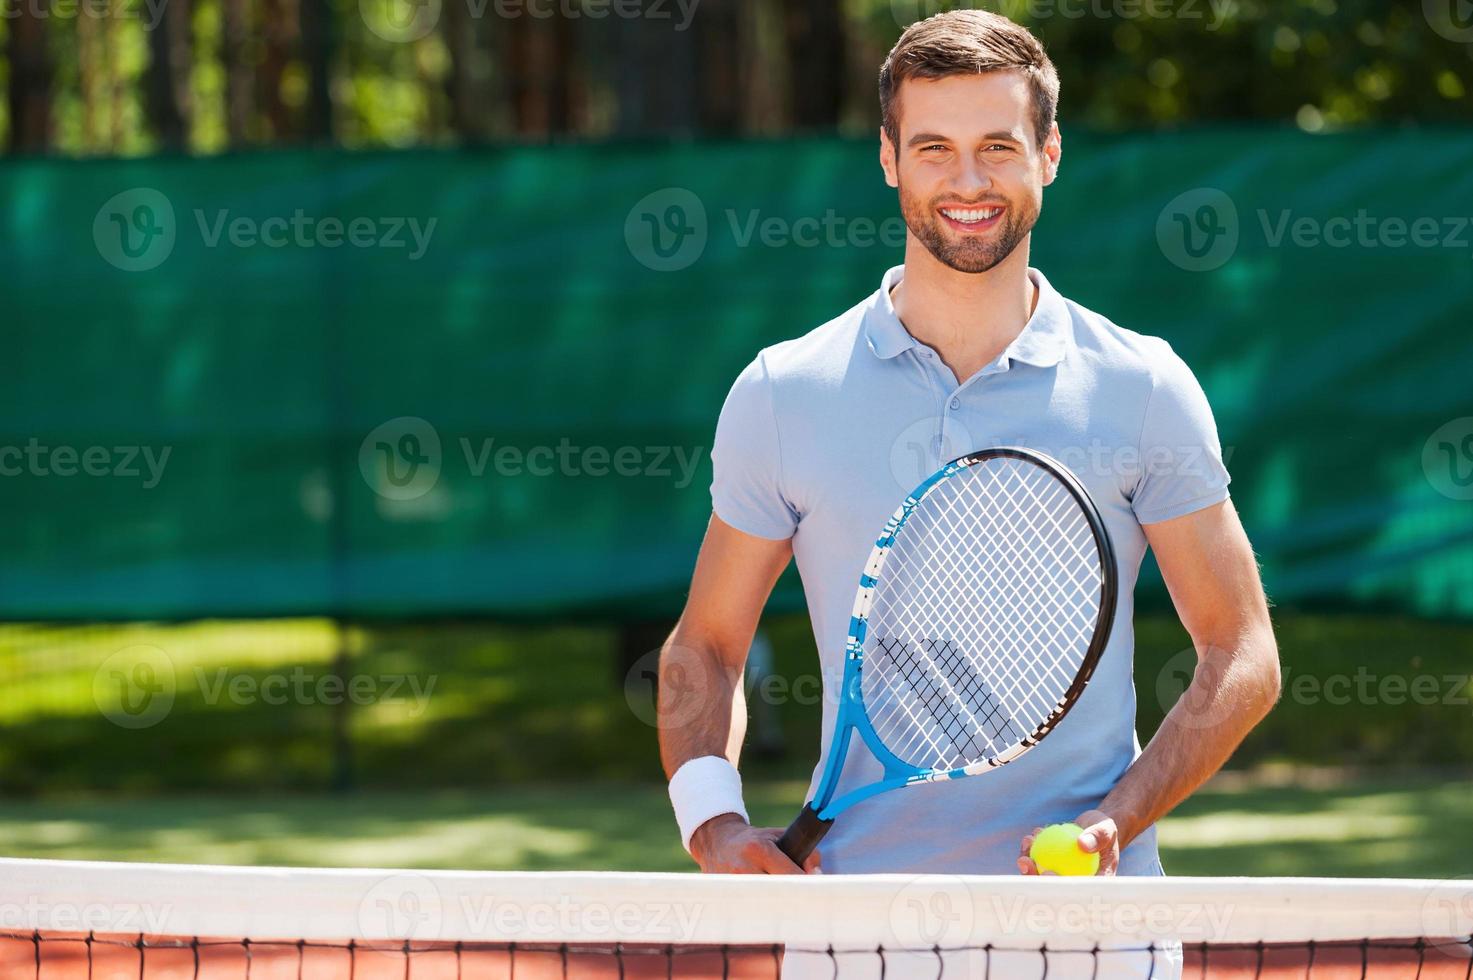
1040, 122, 1062, 187
879, 126, 899, 189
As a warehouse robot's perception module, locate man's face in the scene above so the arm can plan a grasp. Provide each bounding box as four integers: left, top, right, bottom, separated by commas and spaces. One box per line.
880, 72, 1060, 274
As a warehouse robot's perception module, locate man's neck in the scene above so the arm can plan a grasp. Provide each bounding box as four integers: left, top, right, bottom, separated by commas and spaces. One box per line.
890, 239, 1038, 384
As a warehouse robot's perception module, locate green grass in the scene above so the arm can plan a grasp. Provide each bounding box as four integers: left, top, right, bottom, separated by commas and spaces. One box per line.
0, 770, 1467, 878
5, 611, 1470, 795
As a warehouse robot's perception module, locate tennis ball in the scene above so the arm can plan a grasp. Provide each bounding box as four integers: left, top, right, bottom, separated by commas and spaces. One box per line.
1029, 822, 1100, 876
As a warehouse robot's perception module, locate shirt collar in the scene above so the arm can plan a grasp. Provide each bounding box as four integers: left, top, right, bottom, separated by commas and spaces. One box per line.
862, 264, 1070, 369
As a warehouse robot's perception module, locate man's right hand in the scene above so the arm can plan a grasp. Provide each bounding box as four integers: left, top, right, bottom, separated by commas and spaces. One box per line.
689, 813, 822, 874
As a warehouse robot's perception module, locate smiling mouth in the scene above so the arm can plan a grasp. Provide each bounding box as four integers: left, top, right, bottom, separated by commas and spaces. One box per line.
939, 205, 1005, 227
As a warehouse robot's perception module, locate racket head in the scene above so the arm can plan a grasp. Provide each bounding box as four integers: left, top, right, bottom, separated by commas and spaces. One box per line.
851, 447, 1117, 778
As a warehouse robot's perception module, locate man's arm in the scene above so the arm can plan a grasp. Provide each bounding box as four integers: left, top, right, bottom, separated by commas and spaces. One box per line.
1020, 499, 1281, 874
658, 514, 818, 873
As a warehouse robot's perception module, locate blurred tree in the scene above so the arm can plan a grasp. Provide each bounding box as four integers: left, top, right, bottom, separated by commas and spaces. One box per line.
505, 11, 579, 136
144, 0, 191, 150
783, 0, 845, 129
3, 0, 1471, 155
6, 8, 52, 152
258, 0, 293, 140
300, 0, 335, 142
223, 0, 254, 144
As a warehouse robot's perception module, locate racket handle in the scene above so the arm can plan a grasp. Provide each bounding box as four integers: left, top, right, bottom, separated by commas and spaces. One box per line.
776, 804, 832, 866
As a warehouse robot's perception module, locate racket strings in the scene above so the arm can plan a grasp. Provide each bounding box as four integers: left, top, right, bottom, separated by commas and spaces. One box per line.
860, 457, 1104, 771
873, 637, 1023, 764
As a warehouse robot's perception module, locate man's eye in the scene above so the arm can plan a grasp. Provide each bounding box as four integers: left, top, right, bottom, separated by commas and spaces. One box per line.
922, 144, 947, 153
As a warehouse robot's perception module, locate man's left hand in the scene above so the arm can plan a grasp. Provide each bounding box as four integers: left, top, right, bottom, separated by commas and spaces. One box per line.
1016, 809, 1120, 876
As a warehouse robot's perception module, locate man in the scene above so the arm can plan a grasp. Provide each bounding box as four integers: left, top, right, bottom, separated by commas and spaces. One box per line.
660, 9, 1278, 889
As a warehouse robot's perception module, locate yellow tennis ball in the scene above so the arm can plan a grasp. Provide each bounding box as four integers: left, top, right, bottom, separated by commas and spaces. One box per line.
1029, 822, 1100, 876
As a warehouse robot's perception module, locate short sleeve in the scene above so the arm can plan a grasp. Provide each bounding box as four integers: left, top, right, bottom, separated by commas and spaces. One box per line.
709, 354, 800, 540
1130, 344, 1231, 525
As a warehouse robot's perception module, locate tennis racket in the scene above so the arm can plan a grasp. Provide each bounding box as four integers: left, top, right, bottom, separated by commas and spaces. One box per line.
775, 446, 1117, 865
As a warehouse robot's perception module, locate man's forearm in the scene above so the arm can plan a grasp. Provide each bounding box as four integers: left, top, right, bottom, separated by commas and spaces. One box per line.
1101, 629, 1280, 846
657, 629, 748, 778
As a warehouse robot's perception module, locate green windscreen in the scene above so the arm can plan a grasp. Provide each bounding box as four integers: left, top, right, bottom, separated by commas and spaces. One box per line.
3, 130, 1470, 621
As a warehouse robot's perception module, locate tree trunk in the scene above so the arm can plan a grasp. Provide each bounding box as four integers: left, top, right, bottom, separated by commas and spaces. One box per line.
299, 0, 334, 142
6, 7, 52, 152
223, 0, 254, 145
144, 0, 192, 150
696, 0, 742, 134
782, 0, 844, 130
258, 0, 294, 141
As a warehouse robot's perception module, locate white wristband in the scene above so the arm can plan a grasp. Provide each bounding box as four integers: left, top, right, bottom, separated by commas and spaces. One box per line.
668, 756, 750, 854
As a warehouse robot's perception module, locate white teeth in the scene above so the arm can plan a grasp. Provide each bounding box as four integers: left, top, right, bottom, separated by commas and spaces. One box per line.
942, 207, 1001, 223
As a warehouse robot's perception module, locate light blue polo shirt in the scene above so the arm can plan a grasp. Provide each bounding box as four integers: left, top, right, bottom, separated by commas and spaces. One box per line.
711, 264, 1230, 876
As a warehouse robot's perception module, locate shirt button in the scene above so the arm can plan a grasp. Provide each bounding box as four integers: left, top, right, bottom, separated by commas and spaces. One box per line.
920, 350, 933, 359
949, 397, 961, 410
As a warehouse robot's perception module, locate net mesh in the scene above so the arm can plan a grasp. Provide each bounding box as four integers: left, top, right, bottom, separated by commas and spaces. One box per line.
862, 456, 1104, 771
1, 860, 1468, 980
4, 932, 1473, 978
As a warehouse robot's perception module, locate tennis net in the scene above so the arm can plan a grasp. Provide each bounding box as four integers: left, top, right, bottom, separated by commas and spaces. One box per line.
0, 858, 1468, 978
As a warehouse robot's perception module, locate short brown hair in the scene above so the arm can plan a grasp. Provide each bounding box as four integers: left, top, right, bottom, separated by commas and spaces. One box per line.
879, 10, 1060, 150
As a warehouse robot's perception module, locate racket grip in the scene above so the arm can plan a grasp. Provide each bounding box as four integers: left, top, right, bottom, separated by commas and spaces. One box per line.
776, 804, 833, 867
